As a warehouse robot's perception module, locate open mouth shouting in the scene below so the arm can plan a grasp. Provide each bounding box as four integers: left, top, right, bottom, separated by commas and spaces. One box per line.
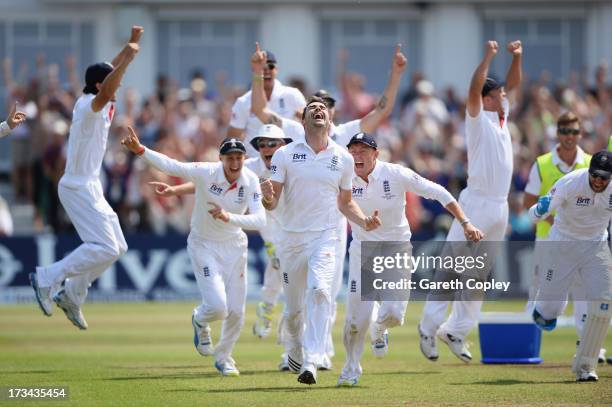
355, 161, 365, 170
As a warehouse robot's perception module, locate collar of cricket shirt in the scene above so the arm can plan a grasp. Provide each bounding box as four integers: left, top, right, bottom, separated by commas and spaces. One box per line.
213, 161, 243, 187
368, 160, 384, 181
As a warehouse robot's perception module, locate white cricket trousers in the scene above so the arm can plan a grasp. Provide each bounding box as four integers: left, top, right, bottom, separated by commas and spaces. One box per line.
280, 228, 338, 367
534, 229, 612, 320
527, 239, 589, 336
341, 240, 408, 379
420, 189, 508, 339
188, 232, 248, 363
326, 216, 348, 359
38, 179, 127, 306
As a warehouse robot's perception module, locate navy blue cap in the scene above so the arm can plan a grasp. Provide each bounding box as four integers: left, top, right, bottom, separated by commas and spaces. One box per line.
482, 77, 502, 97
347, 132, 377, 150
83, 62, 114, 94
220, 137, 246, 155
314, 89, 336, 108
589, 150, 612, 179
265, 50, 277, 64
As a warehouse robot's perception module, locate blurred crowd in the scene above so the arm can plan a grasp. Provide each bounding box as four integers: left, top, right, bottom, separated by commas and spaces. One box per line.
1, 53, 611, 239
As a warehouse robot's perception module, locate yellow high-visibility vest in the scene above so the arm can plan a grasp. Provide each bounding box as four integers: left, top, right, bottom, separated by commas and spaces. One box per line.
535, 151, 591, 238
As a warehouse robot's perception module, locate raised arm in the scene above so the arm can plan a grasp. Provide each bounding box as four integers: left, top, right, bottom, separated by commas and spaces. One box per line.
250, 42, 283, 127
505, 40, 523, 103
91, 26, 143, 112
360, 44, 407, 133
467, 41, 498, 118
122, 126, 197, 180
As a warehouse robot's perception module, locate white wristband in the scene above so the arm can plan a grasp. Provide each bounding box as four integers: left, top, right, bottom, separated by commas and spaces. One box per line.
0, 121, 11, 138
460, 218, 470, 226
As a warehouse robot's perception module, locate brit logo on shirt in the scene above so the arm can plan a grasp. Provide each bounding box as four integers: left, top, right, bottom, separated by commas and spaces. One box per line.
209, 184, 223, 196
382, 180, 395, 200
327, 155, 340, 171
575, 195, 591, 207
608, 194, 612, 210
352, 186, 364, 198
279, 98, 285, 110
292, 153, 307, 162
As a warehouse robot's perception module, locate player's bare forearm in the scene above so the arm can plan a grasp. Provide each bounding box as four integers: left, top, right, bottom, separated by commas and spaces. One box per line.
505, 54, 522, 97
467, 57, 492, 116
444, 201, 469, 223
360, 44, 406, 133
338, 192, 367, 229
173, 182, 196, 196
360, 73, 400, 133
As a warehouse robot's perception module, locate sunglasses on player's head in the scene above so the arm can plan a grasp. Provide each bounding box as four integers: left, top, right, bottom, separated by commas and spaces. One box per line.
257, 139, 283, 149
266, 63, 276, 70
558, 127, 580, 135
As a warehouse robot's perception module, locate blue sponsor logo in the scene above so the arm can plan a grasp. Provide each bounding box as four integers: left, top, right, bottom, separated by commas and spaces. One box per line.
292, 153, 307, 162
576, 196, 590, 207
352, 186, 364, 198
209, 184, 223, 195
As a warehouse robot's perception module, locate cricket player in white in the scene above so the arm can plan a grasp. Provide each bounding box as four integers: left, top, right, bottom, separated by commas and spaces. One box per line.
251, 42, 407, 370
419, 40, 522, 362
528, 150, 612, 382
338, 133, 483, 386
30, 26, 143, 329
227, 48, 305, 157
522, 112, 608, 363
259, 95, 381, 385
122, 129, 265, 376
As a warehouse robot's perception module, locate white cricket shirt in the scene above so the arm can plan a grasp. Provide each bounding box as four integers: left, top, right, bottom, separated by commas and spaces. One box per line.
350, 160, 455, 242
530, 168, 612, 241
230, 79, 306, 157
62, 94, 114, 185
244, 156, 285, 244
464, 101, 513, 198
142, 148, 265, 242
269, 137, 354, 232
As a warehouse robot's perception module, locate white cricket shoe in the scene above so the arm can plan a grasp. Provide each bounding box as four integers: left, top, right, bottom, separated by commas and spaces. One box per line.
215, 357, 239, 376
192, 313, 213, 356
287, 347, 303, 373
337, 373, 359, 387
576, 369, 598, 382
29, 271, 53, 317
297, 363, 317, 385
317, 354, 333, 370
418, 324, 438, 361
370, 322, 389, 358
278, 353, 290, 372
53, 290, 88, 330
598, 348, 606, 364
252, 302, 274, 338
437, 329, 471, 363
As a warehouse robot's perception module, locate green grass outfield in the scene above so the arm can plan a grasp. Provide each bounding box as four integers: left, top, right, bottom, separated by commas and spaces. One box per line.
0, 301, 610, 407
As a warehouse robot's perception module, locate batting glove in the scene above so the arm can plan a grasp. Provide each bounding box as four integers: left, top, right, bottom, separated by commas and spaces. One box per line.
534, 196, 551, 217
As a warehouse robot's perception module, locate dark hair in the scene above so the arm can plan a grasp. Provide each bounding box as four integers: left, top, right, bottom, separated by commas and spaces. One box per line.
83, 62, 114, 95
557, 111, 579, 128
301, 96, 327, 120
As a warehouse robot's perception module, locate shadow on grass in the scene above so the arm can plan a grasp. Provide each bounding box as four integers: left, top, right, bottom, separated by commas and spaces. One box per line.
103, 369, 281, 381
450, 379, 576, 386
168, 385, 360, 394
1, 370, 56, 374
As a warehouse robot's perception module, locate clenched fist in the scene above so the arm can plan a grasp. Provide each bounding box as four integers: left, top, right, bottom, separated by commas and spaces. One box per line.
507, 40, 522, 56
485, 41, 499, 58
